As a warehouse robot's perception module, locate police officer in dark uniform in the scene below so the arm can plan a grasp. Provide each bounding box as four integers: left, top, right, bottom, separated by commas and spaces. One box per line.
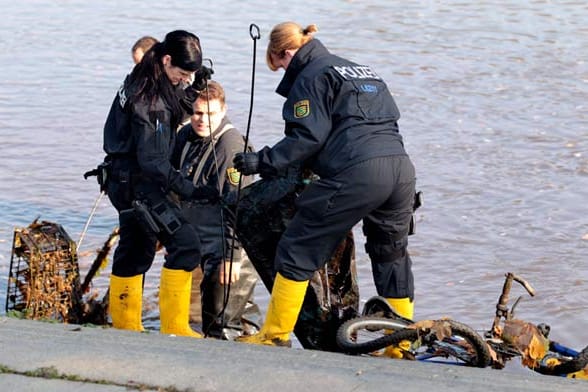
103, 30, 215, 337
172, 80, 260, 339
234, 22, 417, 346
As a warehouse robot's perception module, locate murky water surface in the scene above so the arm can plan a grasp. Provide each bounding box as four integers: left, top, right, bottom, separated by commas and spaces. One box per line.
1, 0, 587, 366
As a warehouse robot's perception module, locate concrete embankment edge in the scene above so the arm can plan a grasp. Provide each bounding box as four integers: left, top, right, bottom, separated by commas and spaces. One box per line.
0, 317, 584, 391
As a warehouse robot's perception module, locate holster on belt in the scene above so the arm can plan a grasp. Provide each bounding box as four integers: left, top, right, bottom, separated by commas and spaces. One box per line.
409, 191, 423, 235
131, 200, 161, 234
83, 161, 111, 192
131, 199, 182, 236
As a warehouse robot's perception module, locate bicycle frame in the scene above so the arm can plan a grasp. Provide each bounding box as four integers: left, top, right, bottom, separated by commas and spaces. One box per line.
336, 272, 587, 378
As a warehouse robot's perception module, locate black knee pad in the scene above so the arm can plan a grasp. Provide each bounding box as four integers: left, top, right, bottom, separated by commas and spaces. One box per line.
363, 221, 407, 263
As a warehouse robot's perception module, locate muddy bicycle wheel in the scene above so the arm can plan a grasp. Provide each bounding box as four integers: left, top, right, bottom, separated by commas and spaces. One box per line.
336, 316, 411, 355
376, 319, 491, 368
536, 345, 588, 376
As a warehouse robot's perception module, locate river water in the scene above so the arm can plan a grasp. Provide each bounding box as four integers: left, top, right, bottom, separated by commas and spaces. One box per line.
1, 0, 587, 364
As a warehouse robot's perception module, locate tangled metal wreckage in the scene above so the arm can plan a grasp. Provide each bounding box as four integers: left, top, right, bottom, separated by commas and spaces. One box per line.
5, 219, 118, 325
5, 173, 360, 352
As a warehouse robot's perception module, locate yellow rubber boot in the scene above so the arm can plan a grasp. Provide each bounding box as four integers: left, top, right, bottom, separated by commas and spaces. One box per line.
236, 272, 308, 347
159, 267, 203, 338
386, 297, 414, 320
567, 369, 588, 379
109, 274, 145, 331
384, 297, 414, 358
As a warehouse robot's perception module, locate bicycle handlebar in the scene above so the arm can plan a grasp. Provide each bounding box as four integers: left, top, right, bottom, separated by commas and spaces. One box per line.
511, 274, 535, 297
491, 272, 536, 332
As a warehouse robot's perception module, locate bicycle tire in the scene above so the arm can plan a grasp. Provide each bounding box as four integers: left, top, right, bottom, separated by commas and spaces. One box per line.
336, 316, 411, 354
378, 319, 492, 368
537, 345, 588, 376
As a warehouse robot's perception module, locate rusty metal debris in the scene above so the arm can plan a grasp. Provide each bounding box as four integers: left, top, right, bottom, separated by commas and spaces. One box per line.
5, 218, 116, 325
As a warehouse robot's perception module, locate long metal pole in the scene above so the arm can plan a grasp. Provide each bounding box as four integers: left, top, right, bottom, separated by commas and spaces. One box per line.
77, 191, 105, 251
222, 23, 261, 313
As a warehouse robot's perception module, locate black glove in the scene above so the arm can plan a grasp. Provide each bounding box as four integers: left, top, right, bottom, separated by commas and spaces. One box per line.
192, 65, 214, 92
233, 152, 259, 176
179, 86, 198, 115
179, 66, 214, 115
191, 185, 219, 203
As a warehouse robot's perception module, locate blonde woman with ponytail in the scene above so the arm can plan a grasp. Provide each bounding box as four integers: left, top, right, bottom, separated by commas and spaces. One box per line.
235, 21, 417, 347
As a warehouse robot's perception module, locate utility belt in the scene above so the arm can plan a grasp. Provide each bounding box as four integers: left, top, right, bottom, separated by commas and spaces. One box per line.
109, 168, 142, 185
83, 155, 141, 192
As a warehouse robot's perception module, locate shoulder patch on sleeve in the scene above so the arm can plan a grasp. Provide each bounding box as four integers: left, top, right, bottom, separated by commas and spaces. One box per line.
117, 83, 128, 108
227, 167, 241, 186
294, 99, 310, 118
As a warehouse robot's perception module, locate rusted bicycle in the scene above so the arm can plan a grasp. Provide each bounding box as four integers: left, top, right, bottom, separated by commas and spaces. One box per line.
336, 272, 588, 378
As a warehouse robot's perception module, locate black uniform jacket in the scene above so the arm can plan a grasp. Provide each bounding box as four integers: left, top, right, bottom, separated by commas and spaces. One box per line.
257, 39, 407, 179
172, 117, 252, 264
103, 75, 195, 199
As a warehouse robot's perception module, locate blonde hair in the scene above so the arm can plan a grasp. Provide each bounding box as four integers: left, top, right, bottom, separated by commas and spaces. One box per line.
132, 35, 158, 54
266, 22, 318, 71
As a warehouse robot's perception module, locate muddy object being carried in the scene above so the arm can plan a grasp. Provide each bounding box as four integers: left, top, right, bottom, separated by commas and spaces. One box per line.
5, 219, 115, 324
6, 219, 83, 322
225, 169, 360, 352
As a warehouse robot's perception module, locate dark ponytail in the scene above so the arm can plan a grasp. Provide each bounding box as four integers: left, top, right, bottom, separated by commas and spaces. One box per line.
127, 31, 202, 128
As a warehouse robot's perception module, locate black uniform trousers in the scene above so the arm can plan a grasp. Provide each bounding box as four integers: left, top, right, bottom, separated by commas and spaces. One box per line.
276, 155, 416, 299
107, 172, 201, 277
